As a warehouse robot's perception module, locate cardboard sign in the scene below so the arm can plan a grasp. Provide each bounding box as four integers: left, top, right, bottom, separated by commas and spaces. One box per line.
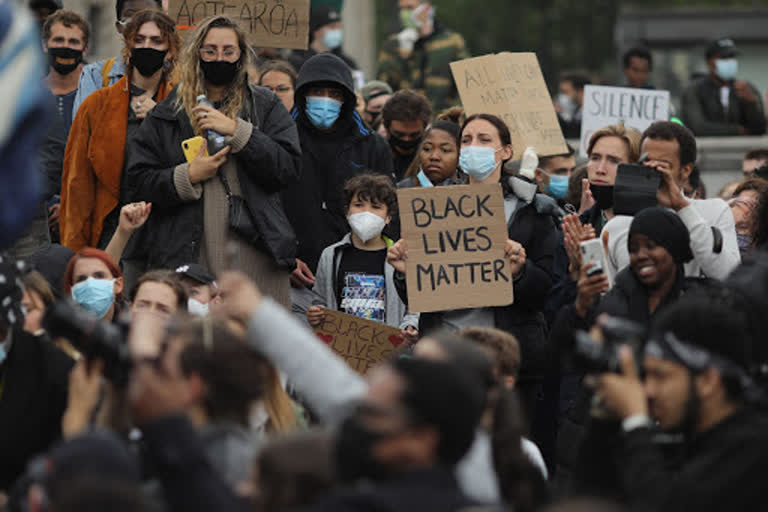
450, 53, 568, 158
397, 184, 514, 313
167, 0, 310, 49
580, 85, 670, 157
313, 310, 406, 375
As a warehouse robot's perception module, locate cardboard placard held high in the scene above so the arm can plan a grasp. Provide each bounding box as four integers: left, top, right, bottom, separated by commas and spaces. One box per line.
167, 0, 310, 49
450, 52, 567, 158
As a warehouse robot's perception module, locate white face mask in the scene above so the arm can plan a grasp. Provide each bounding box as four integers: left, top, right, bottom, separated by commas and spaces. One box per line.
557, 93, 577, 121
347, 211, 387, 243
187, 298, 210, 316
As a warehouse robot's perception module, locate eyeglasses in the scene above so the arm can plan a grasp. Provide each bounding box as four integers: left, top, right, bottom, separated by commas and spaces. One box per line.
199, 46, 240, 62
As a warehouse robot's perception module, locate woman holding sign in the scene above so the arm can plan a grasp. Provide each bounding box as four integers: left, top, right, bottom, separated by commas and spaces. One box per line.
388, 113, 558, 425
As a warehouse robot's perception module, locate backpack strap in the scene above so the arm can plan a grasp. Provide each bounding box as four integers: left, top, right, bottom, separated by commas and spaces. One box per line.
101, 57, 116, 88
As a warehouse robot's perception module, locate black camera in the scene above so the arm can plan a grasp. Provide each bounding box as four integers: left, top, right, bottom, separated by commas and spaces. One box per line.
43, 300, 133, 386
572, 316, 646, 374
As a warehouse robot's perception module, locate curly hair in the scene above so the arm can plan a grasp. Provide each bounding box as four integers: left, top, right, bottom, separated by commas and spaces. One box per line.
120, 9, 181, 79
343, 173, 398, 217
176, 16, 249, 135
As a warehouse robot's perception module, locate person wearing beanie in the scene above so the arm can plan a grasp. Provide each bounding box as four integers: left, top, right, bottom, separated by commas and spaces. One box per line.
550, 207, 713, 491
288, 5, 358, 74
360, 80, 393, 125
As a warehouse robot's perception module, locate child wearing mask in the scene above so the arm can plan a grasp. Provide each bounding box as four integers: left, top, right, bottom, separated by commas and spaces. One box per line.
307, 174, 418, 343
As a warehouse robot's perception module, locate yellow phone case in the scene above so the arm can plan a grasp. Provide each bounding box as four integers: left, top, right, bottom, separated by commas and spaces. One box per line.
182, 136, 208, 163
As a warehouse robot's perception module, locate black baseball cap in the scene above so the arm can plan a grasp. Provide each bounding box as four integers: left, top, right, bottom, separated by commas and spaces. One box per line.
706, 38, 739, 59
175, 263, 215, 285
310, 5, 341, 33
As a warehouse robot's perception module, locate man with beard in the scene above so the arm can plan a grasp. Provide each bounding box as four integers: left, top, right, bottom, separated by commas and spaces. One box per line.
575, 293, 768, 511
382, 89, 432, 181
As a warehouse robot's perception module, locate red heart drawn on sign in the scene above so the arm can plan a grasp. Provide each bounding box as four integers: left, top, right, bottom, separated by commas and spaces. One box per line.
316, 333, 334, 344
388, 335, 405, 348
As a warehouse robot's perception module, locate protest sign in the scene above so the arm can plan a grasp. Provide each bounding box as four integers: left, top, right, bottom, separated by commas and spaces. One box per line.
397, 184, 514, 313
580, 85, 670, 156
313, 310, 406, 375
450, 52, 568, 158
168, 0, 310, 49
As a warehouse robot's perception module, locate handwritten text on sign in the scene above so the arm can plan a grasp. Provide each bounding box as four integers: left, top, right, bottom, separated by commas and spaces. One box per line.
168, 0, 310, 50
579, 85, 670, 157
313, 309, 405, 375
450, 53, 567, 158
398, 184, 514, 313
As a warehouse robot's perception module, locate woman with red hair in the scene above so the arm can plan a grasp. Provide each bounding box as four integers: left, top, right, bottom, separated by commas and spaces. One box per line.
64, 248, 125, 321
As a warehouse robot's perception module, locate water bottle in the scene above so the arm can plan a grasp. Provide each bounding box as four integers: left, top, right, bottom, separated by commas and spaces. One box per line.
196, 94, 226, 154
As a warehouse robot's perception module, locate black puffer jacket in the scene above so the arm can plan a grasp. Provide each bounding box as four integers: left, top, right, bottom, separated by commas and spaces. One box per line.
283, 53, 394, 273
124, 83, 301, 270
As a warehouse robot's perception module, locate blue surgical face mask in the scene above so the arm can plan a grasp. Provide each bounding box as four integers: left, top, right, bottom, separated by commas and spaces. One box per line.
305, 96, 343, 130
323, 29, 343, 50
71, 277, 116, 318
0, 341, 7, 365
545, 173, 569, 199
460, 146, 499, 182
715, 58, 738, 81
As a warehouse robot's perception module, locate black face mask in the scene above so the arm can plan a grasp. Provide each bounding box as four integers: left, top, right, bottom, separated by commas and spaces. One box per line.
591, 184, 615, 211
389, 133, 422, 154
335, 415, 396, 483
200, 60, 239, 86
131, 47, 167, 77
48, 47, 83, 75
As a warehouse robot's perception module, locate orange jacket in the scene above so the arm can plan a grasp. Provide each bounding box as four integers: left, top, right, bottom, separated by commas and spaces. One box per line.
60, 76, 175, 251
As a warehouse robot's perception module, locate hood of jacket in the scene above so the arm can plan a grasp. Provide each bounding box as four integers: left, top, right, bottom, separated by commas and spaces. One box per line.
294, 52, 356, 117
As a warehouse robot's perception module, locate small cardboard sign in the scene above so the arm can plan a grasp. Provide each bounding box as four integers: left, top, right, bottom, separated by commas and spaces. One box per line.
313, 310, 406, 375
580, 85, 670, 157
167, 0, 310, 49
450, 52, 568, 158
397, 184, 514, 313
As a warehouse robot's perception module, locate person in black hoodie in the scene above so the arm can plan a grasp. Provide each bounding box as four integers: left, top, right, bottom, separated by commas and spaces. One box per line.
284, 52, 394, 290
0, 255, 73, 491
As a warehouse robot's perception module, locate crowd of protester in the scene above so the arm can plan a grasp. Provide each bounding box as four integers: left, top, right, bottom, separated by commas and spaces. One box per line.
1, 0, 768, 511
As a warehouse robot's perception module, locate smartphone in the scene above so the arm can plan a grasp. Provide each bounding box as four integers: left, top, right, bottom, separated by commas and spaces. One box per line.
613, 163, 660, 216
182, 136, 207, 163
580, 239, 606, 277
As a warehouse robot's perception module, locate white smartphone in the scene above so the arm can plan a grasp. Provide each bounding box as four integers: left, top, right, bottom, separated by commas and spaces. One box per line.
580, 239, 606, 277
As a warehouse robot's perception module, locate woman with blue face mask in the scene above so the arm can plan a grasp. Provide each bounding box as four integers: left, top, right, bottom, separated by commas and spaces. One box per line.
388, 113, 559, 432
64, 248, 125, 322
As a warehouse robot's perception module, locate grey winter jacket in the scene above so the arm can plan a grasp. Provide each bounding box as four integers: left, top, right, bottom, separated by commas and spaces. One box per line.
313, 233, 419, 331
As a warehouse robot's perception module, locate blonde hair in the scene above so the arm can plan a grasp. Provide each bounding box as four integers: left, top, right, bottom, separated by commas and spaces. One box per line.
586, 122, 642, 163
176, 15, 249, 134
263, 366, 299, 434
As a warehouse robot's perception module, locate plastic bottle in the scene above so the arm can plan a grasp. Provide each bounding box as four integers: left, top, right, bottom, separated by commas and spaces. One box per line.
196, 94, 226, 154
